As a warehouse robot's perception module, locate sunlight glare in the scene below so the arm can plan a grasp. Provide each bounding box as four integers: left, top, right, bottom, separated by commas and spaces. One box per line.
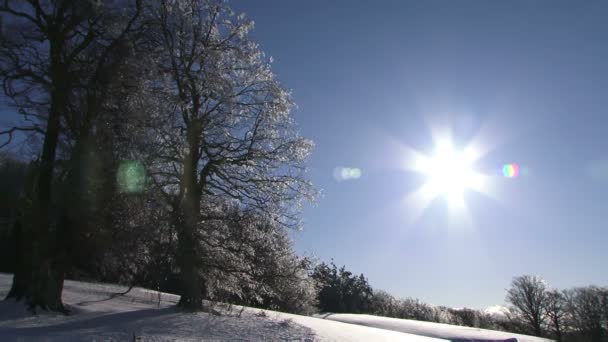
398, 130, 495, 225
416, 140, 483, 205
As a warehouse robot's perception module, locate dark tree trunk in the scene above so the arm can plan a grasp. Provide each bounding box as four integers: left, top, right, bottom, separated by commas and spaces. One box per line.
176, 124, 205, 310
533, 320, 542, 337
553, 317, 562, 342
7, 221, 28, 299
6, 121, 66, 311
6, 72, 66, 312
176, 222, 204, 310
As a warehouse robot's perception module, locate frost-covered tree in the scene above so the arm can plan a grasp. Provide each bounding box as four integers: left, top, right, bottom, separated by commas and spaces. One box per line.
369, 290, 398, 317
147, 0, 315, 310
396, 297, 435, 321
200, 202, 316, 314
505, 275, 548, 337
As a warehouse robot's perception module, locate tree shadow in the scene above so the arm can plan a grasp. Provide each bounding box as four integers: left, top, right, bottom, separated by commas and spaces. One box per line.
73, 289, 134, 307
320, 312, 334, 319
0, 306, 315, 341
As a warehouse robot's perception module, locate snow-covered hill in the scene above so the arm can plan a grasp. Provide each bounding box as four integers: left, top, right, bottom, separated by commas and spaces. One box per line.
0, 273, 441, 341
323, 314, 553, 342
0, 273, 551, 341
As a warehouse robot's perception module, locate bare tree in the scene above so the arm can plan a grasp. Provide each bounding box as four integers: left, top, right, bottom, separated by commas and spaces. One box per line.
564, 286, 607, 341
0, 0, 143, 311
448, 308, 477, 327
148, 0, 315, 310
544, 289, 566, 341
505, 275, 548, 337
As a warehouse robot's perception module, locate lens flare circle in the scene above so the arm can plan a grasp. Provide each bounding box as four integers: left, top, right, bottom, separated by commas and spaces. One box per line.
117, 160, 146, 193
334, 167, 362, 181
502, 163, 520, 178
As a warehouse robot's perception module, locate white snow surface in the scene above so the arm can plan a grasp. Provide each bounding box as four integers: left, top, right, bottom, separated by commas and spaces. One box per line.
484, 305, 510, 319
322, 314, 553, 342
0, 273, 553, 341
0, 273, 442, 341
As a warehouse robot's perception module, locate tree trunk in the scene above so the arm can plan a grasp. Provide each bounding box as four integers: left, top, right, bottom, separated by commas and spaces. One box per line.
6, 61, 66, 311
176, 222, 203, 310
7, 221, 28, 299
176, 124, 205, 310
553, 318, 562, 342
176, 189, 205, 310
6, 100, 65, 311
533, 320, 542, 337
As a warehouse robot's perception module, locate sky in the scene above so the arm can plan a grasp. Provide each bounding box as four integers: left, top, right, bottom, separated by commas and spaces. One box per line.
230, 0, 608, 309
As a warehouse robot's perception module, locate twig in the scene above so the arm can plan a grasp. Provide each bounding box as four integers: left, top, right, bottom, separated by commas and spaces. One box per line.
109, 284, 135, 298
0, 126, 44, 148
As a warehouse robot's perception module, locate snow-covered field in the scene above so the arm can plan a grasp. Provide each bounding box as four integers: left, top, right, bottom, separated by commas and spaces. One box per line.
323, 314, 553, 342
0, 273, 551, 341
0, 273, 441, 341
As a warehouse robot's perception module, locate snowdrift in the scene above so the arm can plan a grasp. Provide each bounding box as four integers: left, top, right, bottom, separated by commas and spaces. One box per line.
323, 313, 553, 342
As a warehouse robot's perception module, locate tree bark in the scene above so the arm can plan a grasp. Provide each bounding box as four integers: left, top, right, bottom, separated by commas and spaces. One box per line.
6, 97, 65, 311
6, 44, 67, 311
176, 222, 204, 310
176, 123, 205, 310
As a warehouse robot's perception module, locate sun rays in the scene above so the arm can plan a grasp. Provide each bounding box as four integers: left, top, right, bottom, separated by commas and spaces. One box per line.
400, 127, 496, 224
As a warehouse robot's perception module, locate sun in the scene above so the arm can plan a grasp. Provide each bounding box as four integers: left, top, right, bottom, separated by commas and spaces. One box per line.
413, 139, 485, 209
395, 123, 497, 222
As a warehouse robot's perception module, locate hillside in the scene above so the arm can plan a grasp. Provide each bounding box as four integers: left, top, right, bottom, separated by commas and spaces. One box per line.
323, 314, 553, 342
0, 273, 441, 341
0, 274, 553, 341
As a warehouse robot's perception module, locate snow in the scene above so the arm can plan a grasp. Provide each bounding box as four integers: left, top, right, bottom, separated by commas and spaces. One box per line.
0, 274, 442, 341
484, 305, 510, 318
322, 314, 553, 342
0, 273, 554, 341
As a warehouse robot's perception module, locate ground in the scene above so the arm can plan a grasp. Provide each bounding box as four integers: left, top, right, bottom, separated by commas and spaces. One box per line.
0, 273, 552, 341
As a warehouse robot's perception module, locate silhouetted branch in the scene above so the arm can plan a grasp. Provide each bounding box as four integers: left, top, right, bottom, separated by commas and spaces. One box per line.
0, 126, 44, 148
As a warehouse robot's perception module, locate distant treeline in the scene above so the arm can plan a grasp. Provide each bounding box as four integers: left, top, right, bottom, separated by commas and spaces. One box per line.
310, 262, 607, 342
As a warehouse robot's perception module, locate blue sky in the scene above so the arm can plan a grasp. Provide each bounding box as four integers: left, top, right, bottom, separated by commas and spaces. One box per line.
231, 0, 608, 308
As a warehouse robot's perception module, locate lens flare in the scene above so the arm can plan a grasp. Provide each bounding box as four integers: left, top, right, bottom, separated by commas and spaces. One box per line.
502, 163, 520, 178
333, 167, 362, 181
117, 160, 146, 193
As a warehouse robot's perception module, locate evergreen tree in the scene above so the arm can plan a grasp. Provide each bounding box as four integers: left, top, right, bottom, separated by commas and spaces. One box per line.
311, 262, 373, 314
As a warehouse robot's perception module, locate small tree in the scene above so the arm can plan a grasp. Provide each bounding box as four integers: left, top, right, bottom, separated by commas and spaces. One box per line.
505, 275, 548, 337
449, 308, 477, 327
